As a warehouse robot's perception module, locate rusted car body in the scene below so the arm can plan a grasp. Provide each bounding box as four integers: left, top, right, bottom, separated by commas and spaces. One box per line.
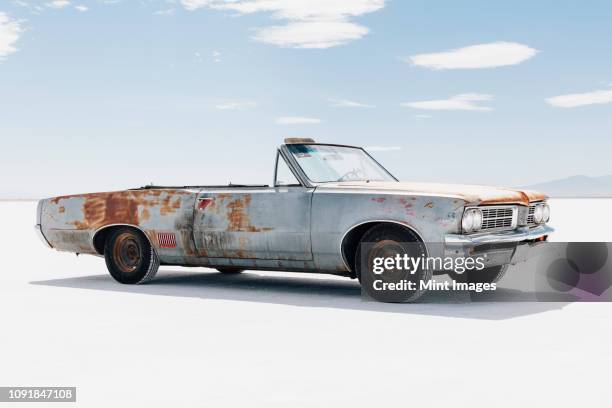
36, 138, 553, 290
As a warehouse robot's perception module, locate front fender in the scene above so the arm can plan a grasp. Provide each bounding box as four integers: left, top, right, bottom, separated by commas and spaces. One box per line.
311, 189, 465, 272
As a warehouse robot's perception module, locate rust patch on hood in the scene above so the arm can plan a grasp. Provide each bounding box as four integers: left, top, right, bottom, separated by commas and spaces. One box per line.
523, 189, 547, 203
479, 195, 528, 206
478, 190, 548, 206
327, 181, 548, 206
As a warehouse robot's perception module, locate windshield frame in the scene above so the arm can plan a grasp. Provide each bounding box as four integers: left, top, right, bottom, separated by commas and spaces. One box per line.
280, 143, 399, 186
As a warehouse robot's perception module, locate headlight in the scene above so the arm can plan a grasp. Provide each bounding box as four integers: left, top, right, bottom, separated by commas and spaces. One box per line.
534, 205, 544, 224
462, 208, 483, 233
472, 209, 483, 230
533, 203, 550, 224
542, 203, 550, 223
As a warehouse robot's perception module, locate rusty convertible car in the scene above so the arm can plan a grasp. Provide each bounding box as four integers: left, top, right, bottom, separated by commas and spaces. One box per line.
36, 138, 552, 301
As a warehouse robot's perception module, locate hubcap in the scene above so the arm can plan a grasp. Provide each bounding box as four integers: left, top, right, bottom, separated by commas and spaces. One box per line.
368, 240, 407, 280
113, 232, 142, 273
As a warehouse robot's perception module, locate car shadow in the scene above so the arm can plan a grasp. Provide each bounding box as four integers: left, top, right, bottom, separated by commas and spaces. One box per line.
30, 270, 569, 320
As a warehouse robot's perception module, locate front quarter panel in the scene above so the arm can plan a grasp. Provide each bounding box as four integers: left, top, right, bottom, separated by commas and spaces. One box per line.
311, 187, 465, 272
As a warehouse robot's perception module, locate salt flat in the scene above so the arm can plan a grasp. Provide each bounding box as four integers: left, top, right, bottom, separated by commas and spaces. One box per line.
0, 199, 610, 407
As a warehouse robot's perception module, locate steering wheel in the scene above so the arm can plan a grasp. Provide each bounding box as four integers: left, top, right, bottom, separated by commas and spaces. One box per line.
337, 169, 362, 181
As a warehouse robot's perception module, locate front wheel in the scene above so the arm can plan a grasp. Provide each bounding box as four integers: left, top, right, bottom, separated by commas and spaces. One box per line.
355, 224, 431, 303
104, 227, 159, 284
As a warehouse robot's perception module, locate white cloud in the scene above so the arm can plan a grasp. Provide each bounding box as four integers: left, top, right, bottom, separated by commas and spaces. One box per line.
181, 0, 211, 11
275, 116, 321, 125
402, 94, 493, 111
0, 12, 21, 61
212, 0, 385, 20
409, 42, 538, 70
75, 5, 88, 12
215, 101, 258, 110
48, 0, 71, 9
414, 114, 432, 119
153, 8, 175, 16
253, 20, 368, 49
181, 0, 385, 48
329, 98, 374, 108
546, 89, 612, 108
365, 146, 402, 152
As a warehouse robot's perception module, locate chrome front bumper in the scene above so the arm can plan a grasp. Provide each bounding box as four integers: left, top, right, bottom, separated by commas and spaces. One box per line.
445, 225, 554, 247
444, 225, 553, 269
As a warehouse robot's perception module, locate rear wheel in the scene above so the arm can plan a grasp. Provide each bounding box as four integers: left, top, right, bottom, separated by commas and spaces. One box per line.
104, 227, 159, 284
355, 224, 431, 303
216, 267, 244, 274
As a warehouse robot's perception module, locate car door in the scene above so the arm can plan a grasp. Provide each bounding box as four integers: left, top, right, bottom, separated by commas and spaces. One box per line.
192, 153, 313, 261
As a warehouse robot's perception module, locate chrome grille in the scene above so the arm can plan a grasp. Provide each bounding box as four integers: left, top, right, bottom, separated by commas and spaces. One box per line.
479, 206, 517, 231
527, 204, 536, 225
526, 202, 544, 226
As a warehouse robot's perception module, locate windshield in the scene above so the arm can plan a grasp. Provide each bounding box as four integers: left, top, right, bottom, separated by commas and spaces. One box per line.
286, 144, 396, 183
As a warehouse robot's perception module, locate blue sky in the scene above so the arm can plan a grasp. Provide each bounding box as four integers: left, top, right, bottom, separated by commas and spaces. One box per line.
1, 0, 611, 198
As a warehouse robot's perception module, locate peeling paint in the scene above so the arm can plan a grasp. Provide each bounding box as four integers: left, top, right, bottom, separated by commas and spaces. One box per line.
222, 195, 273, 233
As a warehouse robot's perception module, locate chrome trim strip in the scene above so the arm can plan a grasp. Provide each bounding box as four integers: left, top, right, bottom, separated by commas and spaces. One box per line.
445, 225, 554, 246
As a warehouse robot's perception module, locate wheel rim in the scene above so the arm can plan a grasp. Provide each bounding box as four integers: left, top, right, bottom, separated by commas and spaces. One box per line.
361, 237, 428, 302
367, 240, 409, 281
113, 232, 142, 273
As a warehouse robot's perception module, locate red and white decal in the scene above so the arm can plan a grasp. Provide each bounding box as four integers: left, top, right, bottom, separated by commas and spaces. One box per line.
198, 197, 213, 211
157, 232, 177, 248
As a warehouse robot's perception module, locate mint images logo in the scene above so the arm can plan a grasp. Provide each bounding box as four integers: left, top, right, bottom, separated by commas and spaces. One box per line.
540, 242, 611, 300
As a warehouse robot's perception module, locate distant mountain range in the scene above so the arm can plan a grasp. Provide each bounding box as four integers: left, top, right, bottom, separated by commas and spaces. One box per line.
523, 175, 612, 197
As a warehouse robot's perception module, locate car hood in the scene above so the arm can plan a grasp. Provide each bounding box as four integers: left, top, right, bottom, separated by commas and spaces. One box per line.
319, 181, 546, 206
